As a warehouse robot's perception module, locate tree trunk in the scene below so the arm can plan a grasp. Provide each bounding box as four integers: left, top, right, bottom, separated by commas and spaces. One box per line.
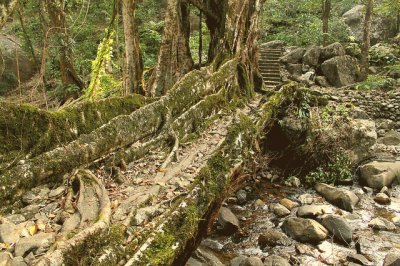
198, 11, 203, 67
45, 0, 84, 91
148, 0, 194, 97
122, 0, 144, 95
322, 0, 331, 47
0, 0, 18, 29
361, 0, 374, 80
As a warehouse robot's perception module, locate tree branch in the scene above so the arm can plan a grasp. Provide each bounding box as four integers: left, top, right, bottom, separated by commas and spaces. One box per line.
185, 0, 219, 22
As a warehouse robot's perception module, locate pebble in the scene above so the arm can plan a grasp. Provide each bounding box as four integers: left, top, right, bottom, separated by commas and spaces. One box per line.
280, 198, 298, 210
368, 217, 396, 231
272, 203, 291, 217
374, 193, 391, 205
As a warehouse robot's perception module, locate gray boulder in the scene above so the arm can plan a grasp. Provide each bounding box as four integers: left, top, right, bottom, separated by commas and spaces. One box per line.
321, 42, 346, 61
281, 48, 306, 64
384, 249, 400, 266
261, 40, 284, 49
217, 207, 239, 235
379, 131, 400, 146
368, 217, 396, 231
346, 119, 377, 163
0, 221, 21, 244
281, 217, 328, 244
14, 233, 55, 257
374, 193, 391, 205
315, 76, 330, 87
343, 5, 397, 44
321, 55, 360, 87
297, 204, 334, 219
258, 228, 291, 248
360, 161, 400, 189
264, 255, 290, 266
272, 203, 291, 217
0, 36, 36, 94
0, 252, 12, 266
188, 247, 224, 266
286, 64, 302, 76
239, 257, 263, 266
315, 183, 359, 212
230, 256, 247, 266
321, 215, 353, 244
303, 46, 321, 67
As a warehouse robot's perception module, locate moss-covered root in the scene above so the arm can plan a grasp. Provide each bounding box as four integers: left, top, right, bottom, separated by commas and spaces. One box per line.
0, 60, 240, 210
36, 169, 111, 266
126, 116, 257, 265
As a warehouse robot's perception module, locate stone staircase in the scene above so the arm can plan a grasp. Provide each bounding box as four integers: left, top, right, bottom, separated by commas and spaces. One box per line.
259, 47, 283, 89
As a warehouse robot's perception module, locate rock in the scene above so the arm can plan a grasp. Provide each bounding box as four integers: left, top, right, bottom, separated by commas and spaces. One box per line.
279, 198, 298, 210
347, 254, 373, 266
264, 255, 290, 266
321, 42, 346, 61
381, 186, 390, 195
230, 255, 247, 266
298, 194, 316, 205
14, 233, 55, 257
321, 215, 353, 244
5, 215, 25, 225
343, 5, 397, 44
239, 257, 263, 266
384, 249, 400, 266
281, 48, 306, 64
217, 207, 239, 235
368, 217, 396, 231
258, 229, 291, 248
315, 183, 359, 212
272, 203, 291, 217
189, 247, 224, 266
286, 64, 302, 76
236, 190, 247, 205
321, 55, 360, 87
281, 217, 328, 244
303, 46, 321, 67
0, 36, 36, 93
11, 257, 27, 266
297, 204, 334, 218
379, 131, 400, 146
347, 119, 377, 163
374, 193, 391, 205
261, 40, 284, 49
20, 205, 40, 220
360, 161, 400, 189
254, 199, 265, 209
315, 76, 330, 87
48, 186, 65, 198
0, 221, 21, 244
0, 252, 12, 266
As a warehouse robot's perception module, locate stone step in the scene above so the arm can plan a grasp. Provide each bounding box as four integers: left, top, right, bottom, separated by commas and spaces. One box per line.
262, 77, 281, 82
261, 73, 281, 78
263, 81, 281, 86
259, 55, 281, 59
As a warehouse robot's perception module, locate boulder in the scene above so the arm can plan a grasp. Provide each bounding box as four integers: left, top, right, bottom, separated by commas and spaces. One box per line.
368, 217, 396, 231
20, 204, 40, 220
379, 131, 400, 146
217, 207, 240, 235
14, 233, 55, 257
0, 35, 36, 94
347, 254, 374, 266
297, 204, 334, 218
360, 161, 400, 189
230, 256, 247, 266
261, 40, 284, 49
264, 255, 290, 266
315, 76, 330, 87
281, 48, 306, 64
321, 215, 353, 244
0, 221, 21, 244
286, 64, 302, 76
321, 55, 360, 87
374, 193, 391, 205
384, 249, 400, 266
303, 46, 321, 67
343, 5, 397, 44
272, 203, 291, 217
281, 217, 328, 244
11, 257, 27, 266
315, 183, 359, 212
188, 247, 224, 266
320, 42, 346, 61
279, 198, 298, 210
239, 257, 263, 266
258, 228, 291, 248
0, 252, 12, 266
346, 119, 377, 163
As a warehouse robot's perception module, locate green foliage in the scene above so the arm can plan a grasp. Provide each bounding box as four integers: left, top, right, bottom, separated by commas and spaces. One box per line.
305, 154, 353, 185
369, 46, 400, 66
139, 21, 163, 67
356, 75, 396, 90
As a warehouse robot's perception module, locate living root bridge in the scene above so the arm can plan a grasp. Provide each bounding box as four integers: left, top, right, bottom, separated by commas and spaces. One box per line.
0, 59, 243, 211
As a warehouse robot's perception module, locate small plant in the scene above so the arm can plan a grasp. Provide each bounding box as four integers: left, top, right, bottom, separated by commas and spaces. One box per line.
356, 75, 396, 91
305, 154, 353, 186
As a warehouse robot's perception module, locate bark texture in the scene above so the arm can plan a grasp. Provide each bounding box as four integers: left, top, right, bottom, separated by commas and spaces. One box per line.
122, 0, 144, 95
148, 0, 194, 96
322, 0, 331, 46
361, 0, 374, 80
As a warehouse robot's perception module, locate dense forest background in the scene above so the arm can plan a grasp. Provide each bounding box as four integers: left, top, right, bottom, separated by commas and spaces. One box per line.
0, 0, 399, 107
